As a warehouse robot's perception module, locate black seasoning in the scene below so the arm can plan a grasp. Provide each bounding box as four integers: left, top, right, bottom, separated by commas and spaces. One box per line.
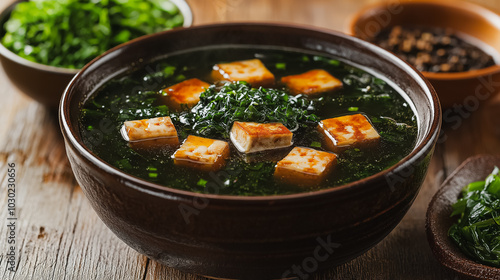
371, 25, 496, 73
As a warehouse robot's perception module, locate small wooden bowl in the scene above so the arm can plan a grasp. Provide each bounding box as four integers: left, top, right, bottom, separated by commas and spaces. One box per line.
426, 155, 500, 280
0, 0, 193, 109
348, 0, 500, 109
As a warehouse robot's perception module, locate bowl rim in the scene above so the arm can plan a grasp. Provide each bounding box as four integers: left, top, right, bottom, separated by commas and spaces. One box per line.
347, 0, 500, 81
0, 0, 193, 74
60, 22, 442, 202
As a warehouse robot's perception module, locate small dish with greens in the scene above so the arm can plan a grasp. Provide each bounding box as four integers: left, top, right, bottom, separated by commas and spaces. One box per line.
427, 155, 500, 280
1, 0, 191, 69
0, 0, 192, 107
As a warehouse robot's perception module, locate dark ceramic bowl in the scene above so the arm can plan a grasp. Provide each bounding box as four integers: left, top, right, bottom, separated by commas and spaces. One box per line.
60, 23, 441, 279
348, 0, 500, 109
0, 0, 192, 108
427, 155, 500, 280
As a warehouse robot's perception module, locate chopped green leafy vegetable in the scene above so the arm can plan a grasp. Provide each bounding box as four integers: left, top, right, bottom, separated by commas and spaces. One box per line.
181, 82, 319, 138
449, 167, 500, 267
1, 0, 184, 69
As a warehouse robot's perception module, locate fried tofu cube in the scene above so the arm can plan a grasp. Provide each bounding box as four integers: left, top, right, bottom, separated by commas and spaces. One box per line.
161, 78, 210, 111
230, 122, 293, 153
211, 59, 275, 87
173, 135, 230, 171
122, 117, 179, 149
318, 114, 381, 152
122, 116, 178, 141
281, 69, 342, 95
274, 147, 337, 187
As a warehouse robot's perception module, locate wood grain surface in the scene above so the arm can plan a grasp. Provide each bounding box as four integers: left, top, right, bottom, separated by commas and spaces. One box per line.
1, 0, 500, 279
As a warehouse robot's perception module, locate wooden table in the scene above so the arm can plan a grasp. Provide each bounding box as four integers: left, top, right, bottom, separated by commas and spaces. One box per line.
1, 0, 500, 279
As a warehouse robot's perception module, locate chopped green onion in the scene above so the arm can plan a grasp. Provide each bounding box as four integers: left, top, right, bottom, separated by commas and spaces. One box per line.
310, 141, 322, 148
348, 107, 359, 112
147, 166, 158, 172
275, 62, 286, 70
329, 59, 340, 66
197, 179, 208, 187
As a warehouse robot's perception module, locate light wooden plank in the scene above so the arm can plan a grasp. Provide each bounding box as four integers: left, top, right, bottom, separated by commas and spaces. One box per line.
0, 103, 146, 280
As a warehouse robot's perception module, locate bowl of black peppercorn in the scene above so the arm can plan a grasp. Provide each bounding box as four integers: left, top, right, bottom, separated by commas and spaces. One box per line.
348, 0, 500, 109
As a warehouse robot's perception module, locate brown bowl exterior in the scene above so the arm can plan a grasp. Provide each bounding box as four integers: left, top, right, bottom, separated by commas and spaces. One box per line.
60, 23, 441, 279
0, 53, 77, 108
348, 0, 500, 109
426, 155, 500, 280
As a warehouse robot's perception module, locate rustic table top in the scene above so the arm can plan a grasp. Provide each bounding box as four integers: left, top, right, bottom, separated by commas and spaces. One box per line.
1, 0, 500, 279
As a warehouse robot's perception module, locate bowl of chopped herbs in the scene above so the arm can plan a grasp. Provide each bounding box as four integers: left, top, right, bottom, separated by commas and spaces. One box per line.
0, 0, 192, 108
427, 155, 500, 280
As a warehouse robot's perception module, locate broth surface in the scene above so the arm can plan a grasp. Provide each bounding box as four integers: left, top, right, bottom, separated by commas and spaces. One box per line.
79, 46, 418, 195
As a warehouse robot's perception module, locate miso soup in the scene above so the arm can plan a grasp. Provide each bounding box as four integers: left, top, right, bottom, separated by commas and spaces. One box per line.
79, 46, 418, 196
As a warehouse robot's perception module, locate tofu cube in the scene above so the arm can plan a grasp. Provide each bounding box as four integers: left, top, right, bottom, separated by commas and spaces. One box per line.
173, 135, 230, 171
122, 116, 178, 141
274, 147, 337, 187
211, 59, 275, 87
161, 78, 210, 111
318, 114, 381, 152
122, 116, 179, 149
281, 69, 342, 95
230, 121, 293, 153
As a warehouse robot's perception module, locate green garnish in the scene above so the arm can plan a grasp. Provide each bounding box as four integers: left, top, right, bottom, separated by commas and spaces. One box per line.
147, 166, 158, 172
1, 0, 184, 69
275, 62, 286, 70
448, 167, 500, 267
348, 107, 359, 112
312, 55, 341, 66
328, 59, 340, 66
310, 141, 322, 148
181, 82, 319, 138
197, 179, 208, 187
